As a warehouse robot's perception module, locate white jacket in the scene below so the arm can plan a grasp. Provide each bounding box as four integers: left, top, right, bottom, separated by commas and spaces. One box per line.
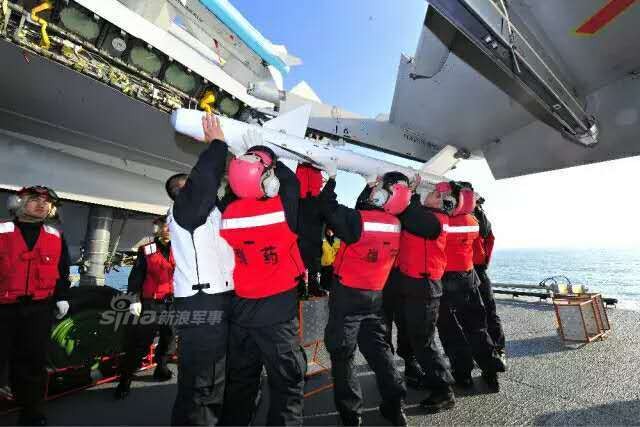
167, 206, 235, 297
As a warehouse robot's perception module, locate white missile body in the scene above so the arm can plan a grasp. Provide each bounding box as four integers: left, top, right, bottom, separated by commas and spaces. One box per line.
171, 105, 447, 188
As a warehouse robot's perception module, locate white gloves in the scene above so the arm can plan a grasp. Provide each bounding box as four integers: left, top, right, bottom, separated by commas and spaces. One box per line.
319, 160, 338, 178
217, 177, 228, 200
129, 302, 142, 317
55, 301, 70, 319
410, 173, 422, 191
242, 128, 264, 152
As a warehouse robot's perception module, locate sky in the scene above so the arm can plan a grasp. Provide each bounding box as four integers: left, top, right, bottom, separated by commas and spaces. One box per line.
230, 0, 640, 250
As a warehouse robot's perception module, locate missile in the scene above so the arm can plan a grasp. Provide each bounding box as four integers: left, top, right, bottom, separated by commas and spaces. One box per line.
170, 104, 446, 187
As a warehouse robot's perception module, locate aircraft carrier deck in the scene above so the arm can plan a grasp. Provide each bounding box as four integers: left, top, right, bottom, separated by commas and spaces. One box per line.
1, 295, 638, 426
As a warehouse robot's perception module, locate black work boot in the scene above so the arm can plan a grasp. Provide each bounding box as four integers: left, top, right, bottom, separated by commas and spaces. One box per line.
453, 372, 474, 389
420, 386, 455, 413
404, 358, 427, 389
153, 364, 173, 381
379, 399, 408, 426
495, 350, 508, 373
339, 413, 362, 426
481, 372, 500, 393
114, 377, 132, 400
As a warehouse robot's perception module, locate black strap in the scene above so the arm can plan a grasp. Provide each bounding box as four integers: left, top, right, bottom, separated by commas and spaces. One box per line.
192, 283, 211, 291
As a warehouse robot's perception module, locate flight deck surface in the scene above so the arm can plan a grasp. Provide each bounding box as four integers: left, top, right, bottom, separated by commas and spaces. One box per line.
1, 296, 638, 426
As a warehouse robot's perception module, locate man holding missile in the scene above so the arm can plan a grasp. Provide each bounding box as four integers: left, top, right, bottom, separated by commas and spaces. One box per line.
390, 179, 457, 411
218, 130, 307, 426
167, 114, 236, 426
316, 162, 412, 426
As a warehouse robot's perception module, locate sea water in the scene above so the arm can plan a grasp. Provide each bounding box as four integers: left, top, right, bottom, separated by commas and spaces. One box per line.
489, 248, 640, 309
79, 248, 640, 310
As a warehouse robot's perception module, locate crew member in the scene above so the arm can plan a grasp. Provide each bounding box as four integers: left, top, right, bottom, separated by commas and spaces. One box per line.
295, 163, 327, 297
318, 167, 411, 427
320, 227, 340, 291
473, 195, 506, 369
115, 215, 176, 399
390, 179, 457, 411
437, 182, 501, 392
0, 186, 71, 426
380, 181, 421, 391
167, 114, 236, 426
219, 130, 307, 426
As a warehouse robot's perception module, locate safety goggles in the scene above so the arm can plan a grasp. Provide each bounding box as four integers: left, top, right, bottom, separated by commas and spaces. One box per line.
18, 186, 60, 204
244, 150, 274, 168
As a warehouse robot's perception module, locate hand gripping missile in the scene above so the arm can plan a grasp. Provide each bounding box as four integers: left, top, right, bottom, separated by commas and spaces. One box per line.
170, 105, 446, 187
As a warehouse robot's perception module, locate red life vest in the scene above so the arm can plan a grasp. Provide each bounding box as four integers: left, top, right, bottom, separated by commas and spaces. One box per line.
333, 210, 401, 291
473, 232, 495, 266
0, 221, 61, 304
220, 196, 304, 298
140, 242, 175, 300
397, 211, 448, 280
295, 163, 323, 198
445, 214, 480, 272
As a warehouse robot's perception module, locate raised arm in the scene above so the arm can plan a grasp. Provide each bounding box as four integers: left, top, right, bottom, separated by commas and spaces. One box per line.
474, 206, 492, 238
173, 114, 228, 232
398, 194, 442, 239
318, 178, 362, 245
355, 184, 374, 210
275, 161, 301, 233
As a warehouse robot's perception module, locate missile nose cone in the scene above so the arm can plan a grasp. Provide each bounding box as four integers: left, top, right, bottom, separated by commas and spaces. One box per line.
170, 108, 206, 141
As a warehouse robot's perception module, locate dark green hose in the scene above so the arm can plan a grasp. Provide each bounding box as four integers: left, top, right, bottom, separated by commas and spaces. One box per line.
48, 285, 126, 370
48, 309, 125, 369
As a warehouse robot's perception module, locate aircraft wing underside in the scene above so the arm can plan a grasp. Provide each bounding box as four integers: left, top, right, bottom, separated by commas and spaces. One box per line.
389, 0, 640, 179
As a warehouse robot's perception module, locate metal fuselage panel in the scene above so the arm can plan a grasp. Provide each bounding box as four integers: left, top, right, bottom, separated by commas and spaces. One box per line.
74, 0, 276, 106
483, 73, 640, 179
389, 2, 640, 178
0, 40, 188, 212
0, 131, 172, 214
389, 7, 539, 151
508, 0, 640, 94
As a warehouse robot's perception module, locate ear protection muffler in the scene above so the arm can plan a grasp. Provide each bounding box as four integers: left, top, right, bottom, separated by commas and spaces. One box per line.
250, 150, 280, 198
369, 182, 390, 208
261, 169, 280, 198
6, 194, 21, 215
369, 180, 411, 215
7, 187, 60, 218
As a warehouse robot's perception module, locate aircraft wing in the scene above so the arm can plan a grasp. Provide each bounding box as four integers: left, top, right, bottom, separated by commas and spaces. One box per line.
389, 0, 640, 179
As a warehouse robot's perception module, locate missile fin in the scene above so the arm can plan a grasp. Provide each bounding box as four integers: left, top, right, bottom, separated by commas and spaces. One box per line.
420, 145, 460, 176
263, 104, 311, 138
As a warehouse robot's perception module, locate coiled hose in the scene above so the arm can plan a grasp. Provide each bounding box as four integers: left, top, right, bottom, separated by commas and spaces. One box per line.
48, 286, 125, 370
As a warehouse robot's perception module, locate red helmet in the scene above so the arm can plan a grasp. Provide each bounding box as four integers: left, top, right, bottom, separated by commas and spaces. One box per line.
383, 182, 412, 215
18, 186, 60, 205
228, 150, 279, 199
370, 172, 411, 215
434, 182, 452, 193
451, 188, 476, 216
